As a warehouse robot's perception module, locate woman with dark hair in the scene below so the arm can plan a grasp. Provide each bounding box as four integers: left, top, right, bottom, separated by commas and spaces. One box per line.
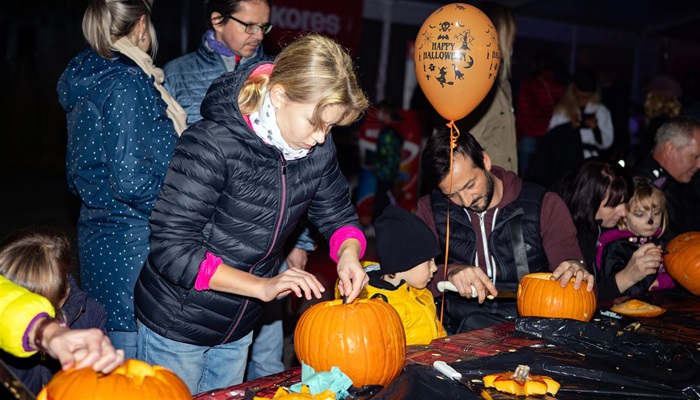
558, 158, 633, 299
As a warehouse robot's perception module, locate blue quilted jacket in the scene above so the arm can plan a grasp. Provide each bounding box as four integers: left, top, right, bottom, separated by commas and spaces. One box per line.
135, 61, 361, 346
57, 48, 178, 333
163, 32, 270, 126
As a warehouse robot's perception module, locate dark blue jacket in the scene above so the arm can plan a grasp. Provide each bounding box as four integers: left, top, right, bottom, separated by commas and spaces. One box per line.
135, 61, 361, 346
2, 276, 107, 394
57, 48, 177, 333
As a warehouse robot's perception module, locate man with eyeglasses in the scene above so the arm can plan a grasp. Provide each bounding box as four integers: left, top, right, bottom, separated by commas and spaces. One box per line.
164, 0, 273, 125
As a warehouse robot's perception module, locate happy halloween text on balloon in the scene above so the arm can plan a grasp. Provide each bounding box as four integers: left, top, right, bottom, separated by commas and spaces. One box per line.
423, 42, 469, 62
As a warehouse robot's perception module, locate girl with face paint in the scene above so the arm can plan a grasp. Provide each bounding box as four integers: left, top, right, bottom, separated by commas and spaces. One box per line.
594, 179, 675, 302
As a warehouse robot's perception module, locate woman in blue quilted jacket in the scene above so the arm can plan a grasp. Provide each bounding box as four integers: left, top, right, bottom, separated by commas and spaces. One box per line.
134, 33, 370, 395
57, 0, 187, 359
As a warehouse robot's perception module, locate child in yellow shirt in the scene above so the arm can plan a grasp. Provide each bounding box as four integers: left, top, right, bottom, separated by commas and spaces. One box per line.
361, 205, 446, 345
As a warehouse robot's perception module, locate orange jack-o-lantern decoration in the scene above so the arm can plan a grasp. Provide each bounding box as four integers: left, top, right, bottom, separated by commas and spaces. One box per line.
414, 3, 500, 121
294, 298, 406, 388
37, 358, 190, 400
483, 365, 560, 396
664, 231, 700, 295
517, 272, 597, 322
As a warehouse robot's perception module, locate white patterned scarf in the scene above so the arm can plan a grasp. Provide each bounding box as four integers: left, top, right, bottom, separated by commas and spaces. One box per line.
111, 37, 187, 136
249, 92, 310, 160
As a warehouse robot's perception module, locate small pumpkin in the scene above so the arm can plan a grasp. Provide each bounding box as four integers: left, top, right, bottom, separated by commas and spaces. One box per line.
664, 231, 700, 295
36, 358, 190, 400
483, 365, 560, 396
517, 272, 596, 322
294, 298, 406, 388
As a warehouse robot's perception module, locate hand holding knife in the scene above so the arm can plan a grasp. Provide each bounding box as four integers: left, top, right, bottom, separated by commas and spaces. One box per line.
436, 281, 517, 299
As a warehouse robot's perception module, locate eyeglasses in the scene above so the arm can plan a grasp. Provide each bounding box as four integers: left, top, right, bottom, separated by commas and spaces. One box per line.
228, 15, 273, 35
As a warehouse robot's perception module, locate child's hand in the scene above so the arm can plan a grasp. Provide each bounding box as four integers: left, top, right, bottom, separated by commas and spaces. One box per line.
617, 243, 662, 293
336, 253, 368, 303
261, 267, 325, 301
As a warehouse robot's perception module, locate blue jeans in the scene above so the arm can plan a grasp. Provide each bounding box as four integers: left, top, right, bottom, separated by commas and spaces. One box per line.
518, 136, 539, 177
108, 330, 137, 360
137, 322, 253, 395
245, 318, 284, 380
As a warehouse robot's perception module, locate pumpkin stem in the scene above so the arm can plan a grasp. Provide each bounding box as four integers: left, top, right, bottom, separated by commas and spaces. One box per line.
511, 365, 530, 382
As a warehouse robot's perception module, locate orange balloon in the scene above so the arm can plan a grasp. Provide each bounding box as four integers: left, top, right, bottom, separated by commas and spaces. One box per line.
414, 3, 500, 121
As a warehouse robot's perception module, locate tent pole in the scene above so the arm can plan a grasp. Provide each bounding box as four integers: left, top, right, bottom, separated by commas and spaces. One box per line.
375, 0, 393, 103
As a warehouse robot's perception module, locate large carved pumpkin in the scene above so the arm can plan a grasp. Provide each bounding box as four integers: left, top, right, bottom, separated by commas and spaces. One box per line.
664, 231, 700, 295
517, 272, 597, 322
37, 358, 190, 400
294, 298, 406, 388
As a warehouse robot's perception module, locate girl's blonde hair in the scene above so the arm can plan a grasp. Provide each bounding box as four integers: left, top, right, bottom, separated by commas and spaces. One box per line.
618, 178, 668, 235
82, 0, 158, 59
239, 33, 369, 130
644, 91, 681, 122
0, 228, 72, 319
553, 82, 603, 123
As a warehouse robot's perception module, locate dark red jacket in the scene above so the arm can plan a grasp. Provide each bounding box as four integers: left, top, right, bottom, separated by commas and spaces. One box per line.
516, 70, 565, 138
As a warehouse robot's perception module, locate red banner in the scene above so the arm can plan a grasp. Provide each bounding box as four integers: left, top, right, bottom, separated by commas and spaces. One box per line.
264, 0, 363, 53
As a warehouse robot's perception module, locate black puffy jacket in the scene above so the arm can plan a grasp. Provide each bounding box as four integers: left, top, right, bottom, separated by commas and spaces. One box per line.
134, 61, 361, 346
430, 183, 548, 292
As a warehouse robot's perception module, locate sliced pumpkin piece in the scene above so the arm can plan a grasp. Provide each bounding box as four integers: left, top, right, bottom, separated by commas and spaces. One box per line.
483, 365, 560, 396
610, 299, 666, 318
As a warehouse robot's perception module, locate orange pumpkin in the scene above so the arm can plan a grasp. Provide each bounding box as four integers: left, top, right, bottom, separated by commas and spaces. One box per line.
517, 272, 597, 322
483, 369, 560, 396
294, 298, 406, 388
664, 231, 700, 295
36, 358, 190, 400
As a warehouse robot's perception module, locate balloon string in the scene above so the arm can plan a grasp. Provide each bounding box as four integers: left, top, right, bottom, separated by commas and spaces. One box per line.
439, 120, 460, 326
